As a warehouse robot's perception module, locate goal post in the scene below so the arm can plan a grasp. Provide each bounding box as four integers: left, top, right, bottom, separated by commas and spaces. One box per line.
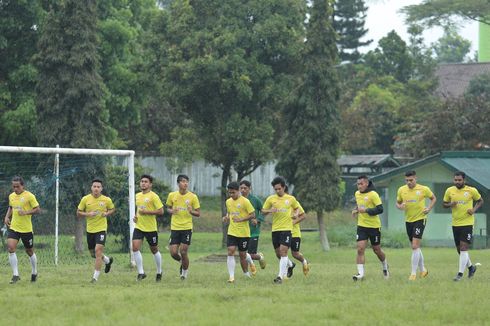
0, 145, 136, 266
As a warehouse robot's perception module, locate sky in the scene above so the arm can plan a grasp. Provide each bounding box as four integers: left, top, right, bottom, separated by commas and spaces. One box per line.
362, 0, 479, 55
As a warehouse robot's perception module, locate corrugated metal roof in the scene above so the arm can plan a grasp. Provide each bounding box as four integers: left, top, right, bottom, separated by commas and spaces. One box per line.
435, 63, 490, 98
337, 154, 399, 167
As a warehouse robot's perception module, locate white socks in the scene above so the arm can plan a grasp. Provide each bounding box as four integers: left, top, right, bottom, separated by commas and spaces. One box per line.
381, 259, 388, 270
418, 250, 425, 272
303, 259, 308, 266
246, 253, 253, 265
287, 259, 294, 268
279, 257, 289, 278
29, 253, 38, 275
411, 249, 421, 275
182, 269, 188, 278
459, 251, 469, 274
103, 255, 110, 264
227, 256, 236, 278
9, 252, 19, 276
93, 270, 100, 280
134, 251, 144, 274
357, 264, 364, 277
153, 251, 162, 274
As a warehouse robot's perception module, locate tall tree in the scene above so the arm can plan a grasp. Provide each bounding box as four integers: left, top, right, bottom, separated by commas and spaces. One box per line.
276, 0, 341, 251
432, 26, 472, 63
333, 0, 372, 62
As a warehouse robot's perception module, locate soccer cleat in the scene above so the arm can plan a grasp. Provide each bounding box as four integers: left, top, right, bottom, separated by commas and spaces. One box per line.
420, 269, 429, 278
156, 273, 162, 282
9, 275, 20, 284
136, 273, 147, 281
383, 265, 390, 279
227, 277, 235, 283
105, 257, 114, 273
352, 274, 364, 282
31, 274, 38, 282
303, 262, 310, 276
180, 275, 186, 281
287, 262, 296, 278
258, 253, 266, 269
90, 278, 97, 284
453, 273, 463, 282
468, 265, 477, 279
249, 262, 257, 276
408, 274, 417, 281
273, 276, 282, 284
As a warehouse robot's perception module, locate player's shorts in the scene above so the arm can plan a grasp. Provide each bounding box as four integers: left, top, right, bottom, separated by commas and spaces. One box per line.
452, 225, 473, 247
356, 226, 381, 246
227, 235, 250, 251
291, 237, 301, 252
405, 219, 426, 242
132, 228, 158, 247
272, 231, 292, 249
7, 229, 34, 249
247, 236, 259, 254
87, 231, 107, 250
169, 229, 192, 246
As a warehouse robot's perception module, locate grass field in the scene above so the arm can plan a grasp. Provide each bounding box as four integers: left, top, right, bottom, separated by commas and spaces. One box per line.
1, 232, 489, 325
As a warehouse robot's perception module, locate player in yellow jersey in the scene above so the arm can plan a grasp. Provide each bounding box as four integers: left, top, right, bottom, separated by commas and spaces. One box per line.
396, 171, 436, 280
223, 182, 255, 283
3, 176, 40, 284
443, 171, 483, 281
77, 179, 115, 283
166, 174, 200, 280
352, 175, 389, 281
262, 176, 299, 284
132, 175, 164, 282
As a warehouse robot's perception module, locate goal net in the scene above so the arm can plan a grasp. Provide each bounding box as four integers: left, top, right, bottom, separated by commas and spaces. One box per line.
0, 146, 135, 266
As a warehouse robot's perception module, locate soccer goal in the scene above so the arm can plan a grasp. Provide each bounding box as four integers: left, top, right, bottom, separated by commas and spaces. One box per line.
0, 146, 136, 266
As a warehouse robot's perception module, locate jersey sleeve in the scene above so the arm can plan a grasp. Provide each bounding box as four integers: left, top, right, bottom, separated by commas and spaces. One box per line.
291, 196, 300, 209
77, 196, 86, 211
153, 194, 164, 210
192, 194, 200, 209
29, 193, 39, 209
107, 197, 115, 210
471, 188, 482, 201
263, 197, 272, 210
298, 203, 305, 214
165, 193, 173, 207
371, 192, 382, 206
443, 189, 451, 202
424, 186, 434, 198
245, 198, 255, 215
396, 187, 402, 202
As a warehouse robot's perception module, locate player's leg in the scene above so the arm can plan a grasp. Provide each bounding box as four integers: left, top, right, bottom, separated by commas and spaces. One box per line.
7, 230, 20, 283
169, 230, 182, 262
21, 232, 37, 282
87, 232, 97, 282
245, 237, 257, 275
277, 232, 292, 281
238, 238, 251, 278
148, 232, 162, 282
292, 237, 309, 276
455, 226, 474, 281
354, 239, 367, 280
226, 236, 237, 282
92, 244, 104, 282
179, 230, 192, 279
132, 229, 146, 280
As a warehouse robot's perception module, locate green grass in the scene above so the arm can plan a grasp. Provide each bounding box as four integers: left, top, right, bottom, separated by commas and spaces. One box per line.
1, 232, 490, 325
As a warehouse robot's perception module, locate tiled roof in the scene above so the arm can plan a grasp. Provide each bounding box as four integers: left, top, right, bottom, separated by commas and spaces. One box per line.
435, 63, 490, 98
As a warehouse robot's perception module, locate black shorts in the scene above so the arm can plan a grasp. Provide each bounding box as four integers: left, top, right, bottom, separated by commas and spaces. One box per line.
452, 225, 473, 247
357, 226, 381, 246
272, 231, 292, 249
406, 219, 426, 242
169, 229, 192, 246
87, 231, 107, 250
291, 237, 301, 252
7, 229, 34, 249
227, 235, 250, 251
247, 237, 259, 254
132, 228, 158, 247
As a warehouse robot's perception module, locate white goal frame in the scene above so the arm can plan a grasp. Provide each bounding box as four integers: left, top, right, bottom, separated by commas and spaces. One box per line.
0, 145, 135, 266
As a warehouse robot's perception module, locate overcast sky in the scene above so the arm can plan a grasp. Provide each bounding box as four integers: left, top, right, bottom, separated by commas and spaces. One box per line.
362, 0, 479, 54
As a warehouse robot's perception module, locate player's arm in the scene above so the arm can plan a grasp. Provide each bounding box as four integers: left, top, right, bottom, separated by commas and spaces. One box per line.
4, 206, 12, 226
293, 210, 306, 225
103, 208, 115, 217
18, 206, 40, 216
361, 204, 383, 216
468, 198, 484, 215
233, 211, 255, 223
423, 194, 437, 214
442, 189, 455, 208
395, 189, 405, 210
140, 207, 164, 215
187, 206, 200, 217
77, 209, 95, 218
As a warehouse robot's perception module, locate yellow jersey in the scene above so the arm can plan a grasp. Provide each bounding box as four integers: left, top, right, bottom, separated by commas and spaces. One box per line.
292, 202, 305, 238
166, 191, 200, 231
9, 191, 39, 233
226, 196, 255, 238
396, 184, 434, 222
78, 194, 115, 233
443, 185, 482, 226
355, 190, 382, 228
263, 194, 299, 232
135, 191, 164, 232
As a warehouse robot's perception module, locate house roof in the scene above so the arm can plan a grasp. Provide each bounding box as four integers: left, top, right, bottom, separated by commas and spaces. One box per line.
372, 151, 490, 191
337, 154, 400, 167
435, 63, 490, 98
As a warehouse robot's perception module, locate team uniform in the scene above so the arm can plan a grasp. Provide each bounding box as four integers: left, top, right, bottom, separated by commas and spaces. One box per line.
78, 194, 114, 249
397, 184, 434, 241
291, 203, 305, 253
263, 193, 300, 249
355, 190, 382, 245
247, 194, 264, 255
8, 191, 39, 248
166, 191, 200, 245
134, 191, 164, 246
226, 196, 255, 251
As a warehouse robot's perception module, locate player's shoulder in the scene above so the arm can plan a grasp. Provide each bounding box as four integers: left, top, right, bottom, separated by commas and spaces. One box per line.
465, 185, 480, 193
354, 190, 361, 196
168, 191, 179, 197
81, 194, 92, 201
445, 185, 457, 192
398, 184, 408, 192
285, 193, 297, 201
265, 194, 276, 201
241, 195, 252, 204
23, 190, 35, 197
150, 191, 162, 199
367, 190, 380, 199
187, 191, 198, 199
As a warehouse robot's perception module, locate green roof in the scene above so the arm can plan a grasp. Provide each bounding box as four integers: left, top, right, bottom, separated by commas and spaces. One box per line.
372, 151, 490, 191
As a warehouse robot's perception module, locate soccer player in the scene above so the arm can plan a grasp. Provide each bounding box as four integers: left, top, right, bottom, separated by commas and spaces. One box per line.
291, 201, 310, 276
3, 176, 40, 284
77, 179, 115, 283
443, 171, 483, 281
396, 171, 436, 281
352, 175, 389, 281
166, 174, 200, 280
132, 174, 164, 282
223, 181, 255, 283
239, 180, 266, 274
262, 176, 300, 284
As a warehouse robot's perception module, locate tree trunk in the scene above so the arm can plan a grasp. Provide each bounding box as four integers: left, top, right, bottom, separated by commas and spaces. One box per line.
317, 210, 330, 251
74, 217, 85, 254
221, 164, 231, 248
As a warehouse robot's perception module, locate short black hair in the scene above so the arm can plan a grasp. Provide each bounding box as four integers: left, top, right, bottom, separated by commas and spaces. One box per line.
271, 176, 286, 188
92, 178, 103, 185
227, 181, 240, 190
141, 174, 153, 183
405, 171, 416, 177
239, 180, 251, 188
357, 175, 369, 181
177, 174, 189, 183
454, 171, 466, 179
11, 176, 24, 185
284, 185, 289, 193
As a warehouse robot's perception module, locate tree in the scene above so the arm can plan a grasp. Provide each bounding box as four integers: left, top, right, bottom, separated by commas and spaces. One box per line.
432, 26, 472, 63
333, 0, 372, 62
276, 0, 341, 251
36, 0, 114, 253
